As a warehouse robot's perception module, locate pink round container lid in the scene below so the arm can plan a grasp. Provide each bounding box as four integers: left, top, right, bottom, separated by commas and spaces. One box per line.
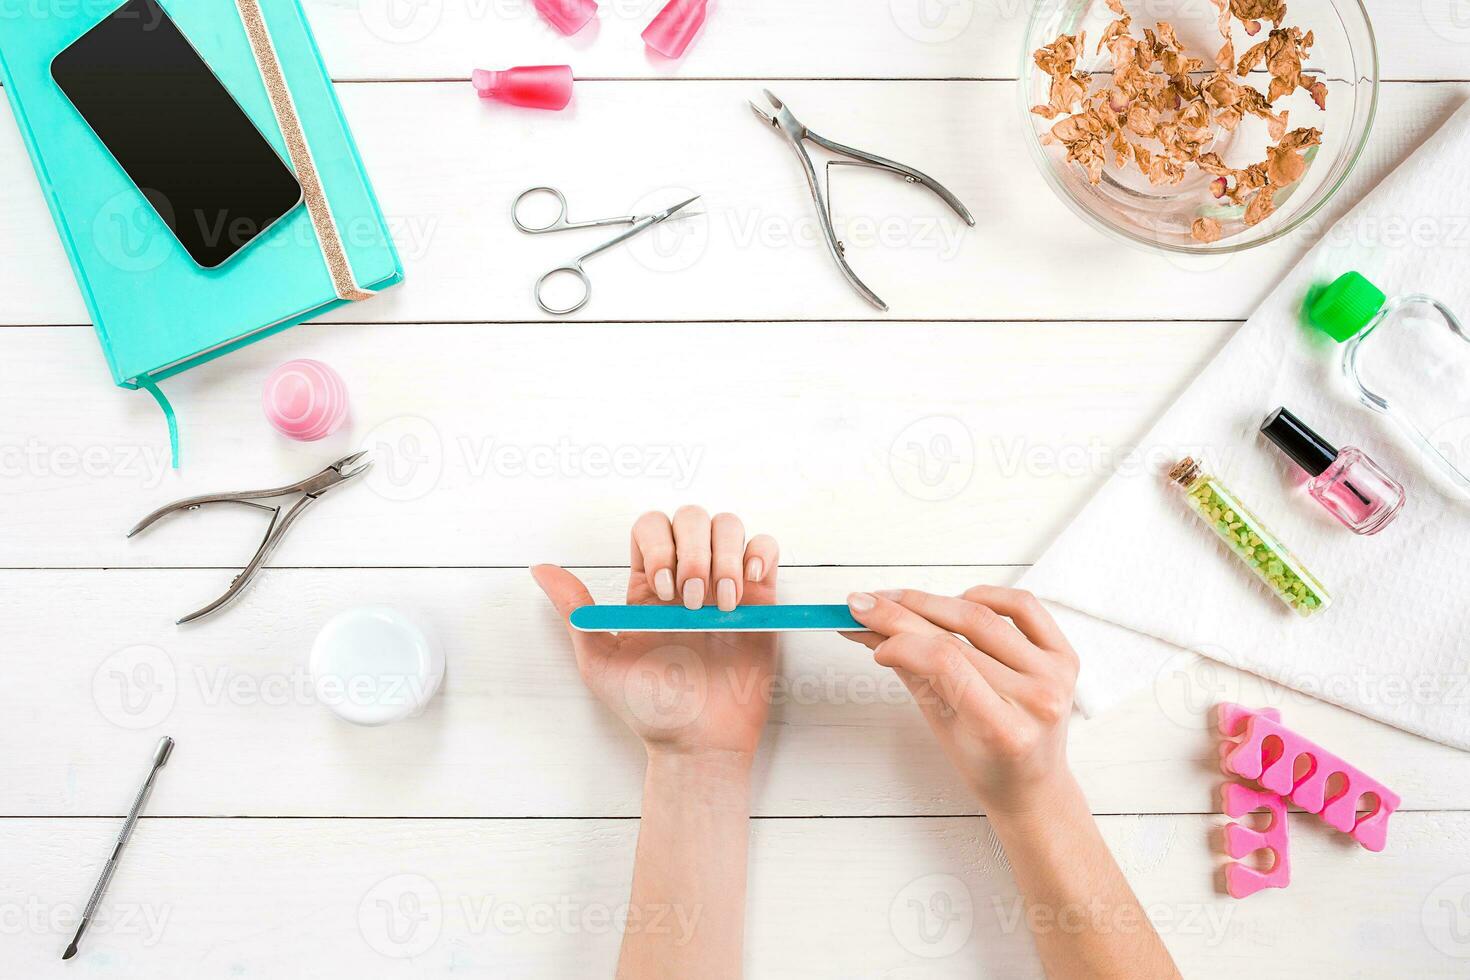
262, 359, 348, 441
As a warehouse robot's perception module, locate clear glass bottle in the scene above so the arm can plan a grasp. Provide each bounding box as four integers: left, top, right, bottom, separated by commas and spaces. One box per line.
1307, 271, 1470, 494
1168, 457, 1332, 617
1260, 407, 1406, 535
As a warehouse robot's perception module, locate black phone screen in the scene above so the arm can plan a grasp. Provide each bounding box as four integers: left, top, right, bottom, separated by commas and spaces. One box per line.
51, 0, 303, 268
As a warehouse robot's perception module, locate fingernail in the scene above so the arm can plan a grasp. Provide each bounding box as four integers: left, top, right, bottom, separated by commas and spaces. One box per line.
848, 592, 876, 612
745, 558, 764, 582
875, 589, 903, 600
654, 569, 675, 601
716, 578, 737, 611
683, 578, 705, 610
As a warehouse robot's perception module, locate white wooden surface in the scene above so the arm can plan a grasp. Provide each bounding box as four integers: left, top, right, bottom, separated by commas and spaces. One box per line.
4, 0, 1470, 975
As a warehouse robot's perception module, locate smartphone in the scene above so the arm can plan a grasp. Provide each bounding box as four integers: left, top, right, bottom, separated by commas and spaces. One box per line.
51, 0, 303, 268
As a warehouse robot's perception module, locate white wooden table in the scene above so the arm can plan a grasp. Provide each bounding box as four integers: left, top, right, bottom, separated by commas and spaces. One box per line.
4, 1, 1470, 975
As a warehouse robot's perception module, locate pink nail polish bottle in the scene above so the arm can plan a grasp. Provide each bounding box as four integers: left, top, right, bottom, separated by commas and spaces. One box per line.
1260, 407, 1405, 535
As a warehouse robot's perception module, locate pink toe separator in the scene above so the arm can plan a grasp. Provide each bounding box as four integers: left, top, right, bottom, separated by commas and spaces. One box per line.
534, 0, 597, 35
1216, 703, 1400, 852
641, 0, 707, 58
1221, 783, 1290, 899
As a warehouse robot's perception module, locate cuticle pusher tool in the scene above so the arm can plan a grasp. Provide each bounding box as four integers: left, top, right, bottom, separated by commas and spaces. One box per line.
127, 451, 372, 624
748, 89, 975, 312
62, 736, 174, 961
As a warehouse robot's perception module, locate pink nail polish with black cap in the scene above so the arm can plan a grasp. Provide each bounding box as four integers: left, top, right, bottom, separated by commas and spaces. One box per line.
1260, 406, 1405, 535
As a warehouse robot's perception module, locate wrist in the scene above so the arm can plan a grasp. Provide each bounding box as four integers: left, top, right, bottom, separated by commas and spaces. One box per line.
644, 746, 755, 810
981, 770, 1086, 827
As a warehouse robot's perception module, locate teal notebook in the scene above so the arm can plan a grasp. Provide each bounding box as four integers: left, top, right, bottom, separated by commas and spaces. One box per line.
0, 0, 402, 458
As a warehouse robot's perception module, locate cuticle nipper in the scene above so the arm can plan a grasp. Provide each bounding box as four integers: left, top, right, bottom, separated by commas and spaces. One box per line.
748, 89, 975, 312
126, 451, 372, 624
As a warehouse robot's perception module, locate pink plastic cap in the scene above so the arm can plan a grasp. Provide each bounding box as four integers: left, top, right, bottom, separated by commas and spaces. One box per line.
472, 65, 574, 111
642, 0, 707, 58
263, 359, 348, 442
533, 0, 596, 35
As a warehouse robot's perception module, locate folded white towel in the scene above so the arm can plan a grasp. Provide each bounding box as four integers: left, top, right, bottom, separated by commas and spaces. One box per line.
1021, 100, 1470, 750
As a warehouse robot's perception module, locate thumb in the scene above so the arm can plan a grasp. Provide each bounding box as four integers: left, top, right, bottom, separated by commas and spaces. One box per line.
531, 564, 595, 623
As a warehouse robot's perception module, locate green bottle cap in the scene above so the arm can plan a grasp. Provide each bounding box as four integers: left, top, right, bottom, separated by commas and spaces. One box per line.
1306, 271, 1386, 343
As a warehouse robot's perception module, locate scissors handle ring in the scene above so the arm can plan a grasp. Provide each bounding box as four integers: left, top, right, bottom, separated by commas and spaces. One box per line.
535, 263, 592, 316
512, 186, 571, 234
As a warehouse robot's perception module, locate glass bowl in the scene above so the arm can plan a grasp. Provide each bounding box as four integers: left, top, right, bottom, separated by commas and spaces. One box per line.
1019, 0, 1378, 253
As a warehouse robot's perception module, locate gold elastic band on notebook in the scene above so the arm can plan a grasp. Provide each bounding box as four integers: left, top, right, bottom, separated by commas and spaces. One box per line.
235, 0, 375, 302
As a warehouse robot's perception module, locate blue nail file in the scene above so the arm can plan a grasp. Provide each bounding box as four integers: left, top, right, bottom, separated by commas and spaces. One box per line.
569, 604, 864, 633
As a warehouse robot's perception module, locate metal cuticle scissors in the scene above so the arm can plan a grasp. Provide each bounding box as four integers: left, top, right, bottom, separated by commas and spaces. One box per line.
748, 89, 975, 312
512, 186, 702, 315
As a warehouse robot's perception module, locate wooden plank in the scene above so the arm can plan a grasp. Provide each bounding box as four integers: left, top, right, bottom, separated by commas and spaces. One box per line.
0, 320, 1230, 567
307, 0, 1470, 82
5, 566, 1463, 817
4, 813, 1468, 977
2, 82, 1466, 325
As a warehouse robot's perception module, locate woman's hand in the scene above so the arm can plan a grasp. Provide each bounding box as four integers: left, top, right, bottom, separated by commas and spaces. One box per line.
843, 586, 1080, 817
533, 506, 780, 762
537, 508, 780, 979
847, 588, 1180, 978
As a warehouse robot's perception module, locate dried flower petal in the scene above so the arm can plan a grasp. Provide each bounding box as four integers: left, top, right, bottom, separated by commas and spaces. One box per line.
1215, 40, 1236, 71
1032, 0, 1325, 238
1236, 39, 1269, 76
1126, 104, 1157, 135
1231, 0, 1287, 28
1267, 144, 1306, 184
1244, 186, 1276, 225
1192, 217, 1224, 242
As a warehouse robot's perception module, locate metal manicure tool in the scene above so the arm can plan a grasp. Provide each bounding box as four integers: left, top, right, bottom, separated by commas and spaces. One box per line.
512, 185, 702, 315
63, 736, 174, 961
748, 89, 975, 312
127, 451, 372, 624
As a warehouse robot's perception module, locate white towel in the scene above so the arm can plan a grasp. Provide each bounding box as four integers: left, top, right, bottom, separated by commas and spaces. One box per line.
1021, 100, 1470, 750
